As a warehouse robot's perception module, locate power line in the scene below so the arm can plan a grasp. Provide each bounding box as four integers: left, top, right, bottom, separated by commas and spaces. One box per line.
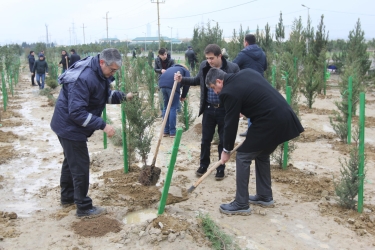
161, 0, 257, 20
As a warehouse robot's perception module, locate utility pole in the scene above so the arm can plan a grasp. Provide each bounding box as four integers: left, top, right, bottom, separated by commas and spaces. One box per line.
82, 23, 87, 44
68, 28, 71, 46
168, 26, 172, 56
151, 0, 165, 49
72, 21, 76, 45
45, 24, 49, 47
103, 12, 111, 46
302, 4, 310, 54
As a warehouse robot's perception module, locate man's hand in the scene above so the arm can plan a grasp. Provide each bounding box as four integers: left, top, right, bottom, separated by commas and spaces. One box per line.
126, 92, 133, 101
103, 124, 116, 137
161, 69, 166, 74
220, 151, 230, 164
174, 72, 182, 82
180, 97, 186, 102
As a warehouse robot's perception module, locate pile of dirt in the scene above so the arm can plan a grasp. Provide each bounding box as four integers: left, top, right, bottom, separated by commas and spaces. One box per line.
298, 127, 336, 143
299, 104, 335, 115
71, 215, 122, 237
0, 146, 18, 165
0, 130, 18, 142
272, 164, 375, 237
0, 211, 19, 239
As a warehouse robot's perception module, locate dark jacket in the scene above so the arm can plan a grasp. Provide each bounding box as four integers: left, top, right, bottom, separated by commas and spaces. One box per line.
180, 57, 239, 116
59, 54, 70, 70
220, 68, 304, 152
70, 53, 81, 66
158, 65, 190, 98
32, 55, 48, 74
154, 57, 175, 78
28, 54, 35, 72
50, 55, 128, 141
185, 49, 197, 63
232, 44, 267, 76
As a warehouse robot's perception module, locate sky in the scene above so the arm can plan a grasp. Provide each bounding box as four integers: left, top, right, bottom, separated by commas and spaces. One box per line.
1, 0, 374, 46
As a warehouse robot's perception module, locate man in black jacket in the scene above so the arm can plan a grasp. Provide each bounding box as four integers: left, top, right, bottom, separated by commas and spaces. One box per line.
28, 51, 37, 86
154, 47, 175, 115
32, 53, 48, 89
205, 68, 304, 215
70, 49, 81, 66
185, 46, 198, 71
59, 50, 70, 73
174, 44, 239, 180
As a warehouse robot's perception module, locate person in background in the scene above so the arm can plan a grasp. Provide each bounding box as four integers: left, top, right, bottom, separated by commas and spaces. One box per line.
28, 51, 37, 86
70, 49, 81, 66
148, 49, 154, 67
50, 48, 133, 218
175, 44, 239, 180
185, 46, 198, 71
59, 50, 70, 73
233, 34, 268, 137
32, 53, 48, 89
159, 64, 190, 138
205, 67, 304, 215
154, 47, 175, 116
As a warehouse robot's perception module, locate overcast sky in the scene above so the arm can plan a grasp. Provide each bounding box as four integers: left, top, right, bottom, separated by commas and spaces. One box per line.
1, 0, 374, 46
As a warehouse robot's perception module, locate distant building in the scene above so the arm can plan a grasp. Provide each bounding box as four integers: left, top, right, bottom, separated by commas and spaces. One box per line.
131, 36, 182, 45
99, 38, 120, 44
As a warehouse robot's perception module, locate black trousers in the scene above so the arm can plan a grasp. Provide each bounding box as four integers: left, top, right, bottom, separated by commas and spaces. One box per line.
235, 145, 277, 206
31, 74, 35, 85
200, 105, 225, 171
58, 136, 92, 210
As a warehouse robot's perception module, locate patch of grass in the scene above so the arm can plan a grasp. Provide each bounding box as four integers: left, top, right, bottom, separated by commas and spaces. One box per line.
197, 213, 241, 250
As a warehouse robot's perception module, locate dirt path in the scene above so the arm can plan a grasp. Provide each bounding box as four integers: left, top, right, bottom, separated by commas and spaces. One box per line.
0, 72, 375, 249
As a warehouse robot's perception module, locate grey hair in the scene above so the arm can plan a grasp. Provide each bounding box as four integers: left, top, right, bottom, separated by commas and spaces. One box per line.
205, 68, 226, 88
99, 48, 122, 67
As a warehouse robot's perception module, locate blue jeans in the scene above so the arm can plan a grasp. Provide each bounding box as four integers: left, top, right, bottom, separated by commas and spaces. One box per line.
161, 87, 180, 135
36, 73, 45, 89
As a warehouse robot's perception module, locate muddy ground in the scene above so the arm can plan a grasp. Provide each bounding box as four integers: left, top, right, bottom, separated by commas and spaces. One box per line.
0, 71, 375, 250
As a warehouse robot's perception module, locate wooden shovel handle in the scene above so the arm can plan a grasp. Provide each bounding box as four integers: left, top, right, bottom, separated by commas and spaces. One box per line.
192, 141, 244, 188
151, 71, 180, 166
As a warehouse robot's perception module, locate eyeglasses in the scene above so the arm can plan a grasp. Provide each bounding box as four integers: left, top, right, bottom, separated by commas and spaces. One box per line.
105, 62, 119, 73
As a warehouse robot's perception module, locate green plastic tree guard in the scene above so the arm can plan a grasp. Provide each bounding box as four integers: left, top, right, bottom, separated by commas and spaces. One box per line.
1, 71, 7, 111
158, 128, 183, 215
357, 92, 365, 213
282, 86, 291, 170
103, 106, 107, 149
271, 66, 276, 88
121, 67, 129, 173
323, 61, 327, 95
347, 76, 353, 144
183, 95, 189, 131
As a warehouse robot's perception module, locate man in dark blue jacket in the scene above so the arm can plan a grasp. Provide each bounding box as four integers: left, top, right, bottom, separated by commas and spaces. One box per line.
158, 64, 190, 137
233, 34, 268, 137
28, 51, 37, 86
69, 49, 81, 66
50, 48, 133, 217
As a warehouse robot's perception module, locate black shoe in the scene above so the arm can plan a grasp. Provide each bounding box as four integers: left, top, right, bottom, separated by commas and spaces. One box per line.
248, 194, 275, 206
196, 166, 207, 176
76, 206, 106, 217
219, 201, 251, 215
32, 84, 38, 86
215, 170, 225, 180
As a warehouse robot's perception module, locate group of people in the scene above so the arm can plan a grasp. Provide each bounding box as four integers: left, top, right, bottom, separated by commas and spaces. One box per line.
27, 49, 81, 89
50, 34, 303, 218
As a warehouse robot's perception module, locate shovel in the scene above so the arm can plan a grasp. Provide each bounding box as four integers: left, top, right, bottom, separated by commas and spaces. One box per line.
138, 71, 180, 186
187, 140, 244, 193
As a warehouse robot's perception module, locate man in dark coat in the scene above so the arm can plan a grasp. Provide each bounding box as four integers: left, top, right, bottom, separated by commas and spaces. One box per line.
233, 34, 268, 137
32, 53, 48, 89
50, 48, 133, 217
28, 51, 37, 86
59, 50, 70, 73
175, 44, 240, 180
205, 68, 304, 215
185, 46, 198, 71
69, 49, 81, 66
